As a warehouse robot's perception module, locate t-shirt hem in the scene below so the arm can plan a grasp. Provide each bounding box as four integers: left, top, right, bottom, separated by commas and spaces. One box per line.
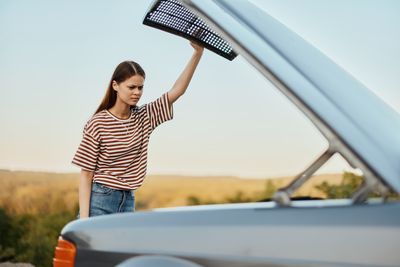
93, 178, 141, 191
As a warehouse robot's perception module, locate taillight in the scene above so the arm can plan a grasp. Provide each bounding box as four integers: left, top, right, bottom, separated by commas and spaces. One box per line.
53, 236, 76, 267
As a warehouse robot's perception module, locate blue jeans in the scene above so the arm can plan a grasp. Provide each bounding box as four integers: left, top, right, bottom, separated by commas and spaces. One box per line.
88, 182, 135, 217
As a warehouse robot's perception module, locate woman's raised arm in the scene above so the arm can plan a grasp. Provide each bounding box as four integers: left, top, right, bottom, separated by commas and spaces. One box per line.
168, 42, 204, 104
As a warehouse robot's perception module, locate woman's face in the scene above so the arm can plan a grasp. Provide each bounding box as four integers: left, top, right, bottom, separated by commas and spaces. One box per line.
113, 75, 145, 106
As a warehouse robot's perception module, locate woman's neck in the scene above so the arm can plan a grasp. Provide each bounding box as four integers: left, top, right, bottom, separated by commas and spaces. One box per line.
108, 102, 131, 120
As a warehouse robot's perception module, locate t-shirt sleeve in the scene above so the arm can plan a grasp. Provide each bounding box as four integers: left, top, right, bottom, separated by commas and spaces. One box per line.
71, 127, 100, 172
145, 92, 174, 130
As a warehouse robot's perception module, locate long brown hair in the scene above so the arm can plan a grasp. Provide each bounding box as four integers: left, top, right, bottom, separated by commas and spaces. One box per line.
95, 61, 145, 114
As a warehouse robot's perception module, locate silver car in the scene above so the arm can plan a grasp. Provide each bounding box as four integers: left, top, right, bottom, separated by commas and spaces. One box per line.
53, 0, 400, 266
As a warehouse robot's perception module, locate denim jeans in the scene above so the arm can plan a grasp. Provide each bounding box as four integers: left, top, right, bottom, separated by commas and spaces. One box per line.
85, 182, 135, 217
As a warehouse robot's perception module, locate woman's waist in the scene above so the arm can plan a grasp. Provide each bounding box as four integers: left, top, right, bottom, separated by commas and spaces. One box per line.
92, 171, 146, 190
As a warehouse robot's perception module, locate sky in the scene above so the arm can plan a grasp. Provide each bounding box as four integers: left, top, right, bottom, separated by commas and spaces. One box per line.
0, 0, 399, 178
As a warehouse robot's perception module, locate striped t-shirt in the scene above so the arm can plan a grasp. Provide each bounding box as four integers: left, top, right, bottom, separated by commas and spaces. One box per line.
72, 93, 173, 190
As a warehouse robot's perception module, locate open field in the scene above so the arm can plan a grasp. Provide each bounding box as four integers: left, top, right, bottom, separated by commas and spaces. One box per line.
0, 170, 342, 214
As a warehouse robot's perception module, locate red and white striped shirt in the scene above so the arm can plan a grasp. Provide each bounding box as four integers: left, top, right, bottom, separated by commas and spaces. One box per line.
72, 93, 173, 190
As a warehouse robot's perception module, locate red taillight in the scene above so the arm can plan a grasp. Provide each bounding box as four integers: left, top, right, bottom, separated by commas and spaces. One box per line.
53, 236, 76, 267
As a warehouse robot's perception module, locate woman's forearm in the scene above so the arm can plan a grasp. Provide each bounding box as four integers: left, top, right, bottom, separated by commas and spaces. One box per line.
79, 170, 94, 218
168, 43, 204, 104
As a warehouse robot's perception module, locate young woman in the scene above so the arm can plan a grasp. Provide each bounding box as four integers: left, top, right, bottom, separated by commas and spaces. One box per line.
72, 42, 204, 218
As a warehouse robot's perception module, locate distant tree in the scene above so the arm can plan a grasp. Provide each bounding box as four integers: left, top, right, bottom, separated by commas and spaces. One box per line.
315, 171, 399, 199
186, 195, 218, 205
262, 180, 277, 200
135, 200, 149, 211
225, 191, 252, 203
187, 195, 202, 205
315, 172, 363, 199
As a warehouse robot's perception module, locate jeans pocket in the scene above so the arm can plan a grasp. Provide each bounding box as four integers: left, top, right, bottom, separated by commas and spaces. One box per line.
91, 183, 113, 195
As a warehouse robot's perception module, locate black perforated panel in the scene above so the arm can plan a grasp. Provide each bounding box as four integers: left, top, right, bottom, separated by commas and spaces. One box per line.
143, 0, 237, 61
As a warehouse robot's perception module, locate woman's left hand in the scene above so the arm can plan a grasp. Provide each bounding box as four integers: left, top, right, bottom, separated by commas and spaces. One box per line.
190, 41, 204, 54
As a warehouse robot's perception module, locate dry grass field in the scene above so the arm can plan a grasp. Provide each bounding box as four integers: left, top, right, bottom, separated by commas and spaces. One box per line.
0, 170, 342, 214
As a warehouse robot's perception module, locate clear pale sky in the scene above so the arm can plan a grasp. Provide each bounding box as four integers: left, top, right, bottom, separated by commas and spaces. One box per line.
1, 0, 399, 178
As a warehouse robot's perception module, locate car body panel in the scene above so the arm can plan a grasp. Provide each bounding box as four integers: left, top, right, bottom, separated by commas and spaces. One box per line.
62, 201, 400, 266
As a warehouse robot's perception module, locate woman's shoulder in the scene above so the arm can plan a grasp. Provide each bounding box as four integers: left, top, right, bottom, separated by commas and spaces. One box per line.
84, 110, 109, 134
87, 110, 109, 124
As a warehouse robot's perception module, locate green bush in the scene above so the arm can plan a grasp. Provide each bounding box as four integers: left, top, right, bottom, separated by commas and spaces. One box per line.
315, 171, 399, 199
315, 172, 363, 198
0, 208, 76, 267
